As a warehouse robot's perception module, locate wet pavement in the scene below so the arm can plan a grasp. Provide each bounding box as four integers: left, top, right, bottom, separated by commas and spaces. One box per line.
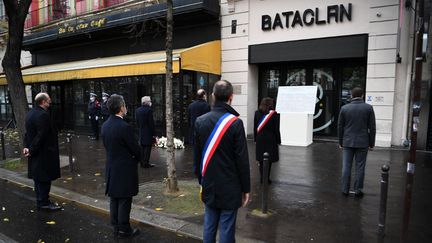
1, 132, 432, 242
0, 179, 198, 243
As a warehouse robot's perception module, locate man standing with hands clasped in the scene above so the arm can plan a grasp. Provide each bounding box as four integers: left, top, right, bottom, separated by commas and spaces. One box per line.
338, 87, 376, 198
23, 92, 62, 211
194, 80, 250, 243
102, 94, 141, 238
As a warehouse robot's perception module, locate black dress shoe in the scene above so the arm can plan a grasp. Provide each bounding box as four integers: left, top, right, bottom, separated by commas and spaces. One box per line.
37, 202, 63, 211
354, 191, 364, 198
342, 192, 349, 197
118, 228, 140, 239
142, 163, 155, 168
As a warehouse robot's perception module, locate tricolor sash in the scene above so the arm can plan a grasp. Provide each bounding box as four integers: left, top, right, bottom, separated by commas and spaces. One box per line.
257, 110, 276, 133
201, 113, 238, 178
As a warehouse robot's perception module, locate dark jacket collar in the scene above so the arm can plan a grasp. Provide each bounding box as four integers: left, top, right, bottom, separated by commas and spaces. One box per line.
212, 101, 240, 116
351, 97, 364, 104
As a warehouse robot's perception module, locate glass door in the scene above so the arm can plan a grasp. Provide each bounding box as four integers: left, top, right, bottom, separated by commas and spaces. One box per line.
312, 68, 337, 135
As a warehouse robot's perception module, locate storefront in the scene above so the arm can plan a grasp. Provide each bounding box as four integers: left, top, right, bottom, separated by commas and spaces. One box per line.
0, 0, 221, 140
220, 0, 420, 147
0, 41, 221, 139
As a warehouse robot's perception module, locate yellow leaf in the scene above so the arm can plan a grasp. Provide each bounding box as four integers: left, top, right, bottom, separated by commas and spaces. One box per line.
94, 173, 101, 176
30, 210, 34, 213
155, 207, 163, 211
65, 238, 70, 242
3, 218, 9, 222
46, 221, 56, 225
1, 207, 5, 211
66, 177, 73, 180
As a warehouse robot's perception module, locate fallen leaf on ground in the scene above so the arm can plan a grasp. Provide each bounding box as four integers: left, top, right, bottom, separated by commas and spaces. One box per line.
37, 239, 45, 243
30, 210, 34, 213
146, 196, 152, 199
1, 207, 5, 211
65, 238, 70, 242
46, 221, 56, 225
155, 207, 163, 211
94, 173, 101, 176
179, 194, 185, 197
66, 177, 73, 180
3, 218, 9, 222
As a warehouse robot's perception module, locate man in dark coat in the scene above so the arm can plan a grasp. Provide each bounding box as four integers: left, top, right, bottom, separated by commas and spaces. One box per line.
194, 80, 250, 243
135, 96, 156, 168
187, 89, 210, 144
101, 94, 141, 238
338, 87, 376, 198
100, 92, 110, 122
23, 92, 62, 211
88, 92, 101, 140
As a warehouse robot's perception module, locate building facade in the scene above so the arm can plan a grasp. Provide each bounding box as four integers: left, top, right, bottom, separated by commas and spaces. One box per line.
221, 0, 431, 148
0, 0, 221, 140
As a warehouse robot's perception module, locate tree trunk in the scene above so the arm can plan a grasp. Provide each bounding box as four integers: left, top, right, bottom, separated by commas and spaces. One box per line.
2, 0, 32, 147
165, 0, 178, 193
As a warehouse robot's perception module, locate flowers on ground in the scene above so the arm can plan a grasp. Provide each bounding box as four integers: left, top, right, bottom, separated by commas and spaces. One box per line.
156, 136, 185, 149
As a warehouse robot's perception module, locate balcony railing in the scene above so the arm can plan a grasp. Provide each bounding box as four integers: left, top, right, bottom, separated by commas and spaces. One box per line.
23, 0, 161, 29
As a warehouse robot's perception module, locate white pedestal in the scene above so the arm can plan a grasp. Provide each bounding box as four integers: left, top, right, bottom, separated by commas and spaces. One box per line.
280, 113, 313, 147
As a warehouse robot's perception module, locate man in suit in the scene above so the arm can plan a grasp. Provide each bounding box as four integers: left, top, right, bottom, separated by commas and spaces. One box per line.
100, 92, 110, 122
135, 96, 156, 168
102, 94, 141, 238
338, 87, 376, 198
88, 92, 101, 140
194, 80, 250, 243
188, 89, 210, 144
23, 92, 62, 211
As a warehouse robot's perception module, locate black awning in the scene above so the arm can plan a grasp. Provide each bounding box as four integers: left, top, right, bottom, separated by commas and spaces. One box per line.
249, 34, 368, 64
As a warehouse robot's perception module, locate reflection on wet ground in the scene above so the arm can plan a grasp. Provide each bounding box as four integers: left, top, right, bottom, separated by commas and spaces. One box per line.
2, 133, 431, 243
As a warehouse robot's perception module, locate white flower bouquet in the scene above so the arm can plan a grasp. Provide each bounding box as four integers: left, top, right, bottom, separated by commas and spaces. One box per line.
155, 136, 185, 149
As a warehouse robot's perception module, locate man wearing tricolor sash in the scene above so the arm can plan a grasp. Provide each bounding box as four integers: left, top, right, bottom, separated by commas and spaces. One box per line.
194, 80, 250, 243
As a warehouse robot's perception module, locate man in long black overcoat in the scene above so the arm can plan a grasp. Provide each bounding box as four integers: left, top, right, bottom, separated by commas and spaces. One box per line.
23, 93, 62, 211
102, 94, 141, 238
135, 96, 156, 168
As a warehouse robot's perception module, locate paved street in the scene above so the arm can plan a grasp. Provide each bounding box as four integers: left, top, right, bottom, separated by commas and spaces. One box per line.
0, 180, 198, 243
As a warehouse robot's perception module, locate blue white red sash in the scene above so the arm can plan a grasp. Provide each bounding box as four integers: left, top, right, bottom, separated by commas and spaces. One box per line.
257, 110, 276, 133
201, 113, 238, 177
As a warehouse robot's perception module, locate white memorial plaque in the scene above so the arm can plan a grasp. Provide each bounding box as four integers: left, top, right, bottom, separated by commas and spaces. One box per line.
276, 86, 318, 114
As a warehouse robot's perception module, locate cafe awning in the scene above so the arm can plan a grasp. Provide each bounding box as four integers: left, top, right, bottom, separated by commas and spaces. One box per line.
0, 40, 220, 85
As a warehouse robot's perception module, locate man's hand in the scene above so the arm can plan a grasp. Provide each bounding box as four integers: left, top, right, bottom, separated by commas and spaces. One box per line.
241, 193, 250, 208
23, 148, 30, 157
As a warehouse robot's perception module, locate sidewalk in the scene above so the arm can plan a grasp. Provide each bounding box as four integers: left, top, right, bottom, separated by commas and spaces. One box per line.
1, 133, 431, 243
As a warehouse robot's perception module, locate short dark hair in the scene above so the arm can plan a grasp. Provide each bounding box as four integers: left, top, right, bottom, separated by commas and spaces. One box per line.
107, 94, 125, 115
213, 80, 233, 102
197, 89, 206, 99
351, 87, 363, 98
259, 97, 274, 113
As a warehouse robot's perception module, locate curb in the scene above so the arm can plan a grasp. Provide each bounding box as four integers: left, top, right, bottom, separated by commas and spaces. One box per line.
0, 168, 263, 243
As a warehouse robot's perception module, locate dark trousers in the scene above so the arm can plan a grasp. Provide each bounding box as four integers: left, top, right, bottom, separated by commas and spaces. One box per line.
90, 118, 99, 139
341, 147, 368, 194
140, 145, 152, 166
203, 204, 238, 243
110, 197, 132, 233
258, 160, 272, 183
34, 180, 51, 207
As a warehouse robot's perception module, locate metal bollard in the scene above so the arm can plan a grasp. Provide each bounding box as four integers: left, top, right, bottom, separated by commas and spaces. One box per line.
261, 152, 270, 214
0, 129, 5, 160
378, 164, 390, 237
66, 133, 74, 172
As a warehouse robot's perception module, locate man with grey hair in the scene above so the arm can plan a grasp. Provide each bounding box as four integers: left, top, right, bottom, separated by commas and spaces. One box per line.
23, 92, 62, 211
102, 94, 141, 238
135, 96, 156, 168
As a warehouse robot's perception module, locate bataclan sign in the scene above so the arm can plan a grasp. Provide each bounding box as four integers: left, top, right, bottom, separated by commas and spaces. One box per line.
262, 3, 352, 31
